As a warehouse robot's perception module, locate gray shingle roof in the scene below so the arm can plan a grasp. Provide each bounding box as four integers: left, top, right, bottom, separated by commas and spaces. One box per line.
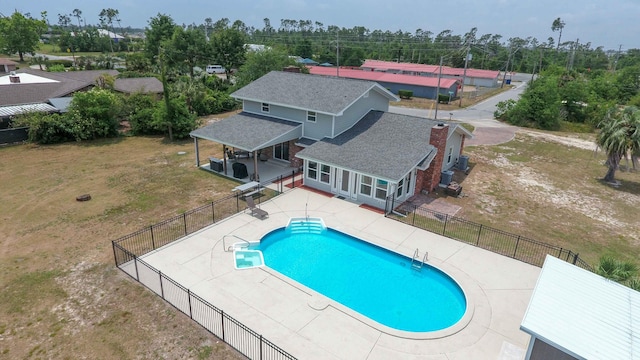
190, 112, 302, 151
296, 111, 441, 181
114, 77, 163, 94
231, 71, 396, 115
0, 69, 119, 106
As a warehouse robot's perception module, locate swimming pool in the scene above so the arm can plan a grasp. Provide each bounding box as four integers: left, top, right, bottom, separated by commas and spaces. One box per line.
256, 219, 467, 333
233, 249, 264, 270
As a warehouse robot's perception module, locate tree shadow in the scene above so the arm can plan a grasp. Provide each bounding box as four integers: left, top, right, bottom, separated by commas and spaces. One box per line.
600, 178, 640, 196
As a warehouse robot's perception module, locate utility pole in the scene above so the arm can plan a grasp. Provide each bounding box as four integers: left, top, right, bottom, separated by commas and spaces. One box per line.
501, 52, 511, 88
459, 46, 470, 107
613, 44, 622, 72
434, 56, 444, 120
336, 30, 340, 77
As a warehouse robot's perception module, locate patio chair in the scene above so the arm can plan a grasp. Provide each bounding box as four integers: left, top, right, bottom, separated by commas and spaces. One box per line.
246, 196, 268, 219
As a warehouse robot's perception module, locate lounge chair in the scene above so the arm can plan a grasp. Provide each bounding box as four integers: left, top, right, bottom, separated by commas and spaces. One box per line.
246, 196, 268, 219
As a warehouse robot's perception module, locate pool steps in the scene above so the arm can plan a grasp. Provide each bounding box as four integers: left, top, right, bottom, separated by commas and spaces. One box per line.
286, 217, 327, 235
411, 248, 428, 271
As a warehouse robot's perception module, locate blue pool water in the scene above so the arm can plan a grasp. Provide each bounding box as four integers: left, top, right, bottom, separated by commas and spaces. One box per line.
256, 220, 467, 332
234, 250, 264, 269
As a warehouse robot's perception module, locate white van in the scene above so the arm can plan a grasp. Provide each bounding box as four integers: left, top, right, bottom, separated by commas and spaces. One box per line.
206, 65, 226, 74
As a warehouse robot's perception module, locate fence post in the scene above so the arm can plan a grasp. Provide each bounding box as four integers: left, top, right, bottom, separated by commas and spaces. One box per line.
221, 310, 225, 341
236, 192, 239, 213
573, 253, 579, 265
112, 241, 118, 266
260, 335, 263, 360
412, 205, 416, 226
183, 213, 188, 235
150, 225, 155, 250
558, 247, 563, 258
292, 170, 296, 188
159, 271, 164, 298
211, 202, 215, 223
187, 289, 193, 319
133, 256, 140, 281
442, 214, 448, 235
476, 224, 482, 245
513, 235, 520, 258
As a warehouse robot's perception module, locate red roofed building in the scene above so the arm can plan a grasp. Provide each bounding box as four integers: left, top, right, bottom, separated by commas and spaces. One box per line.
361, 60, 500, 88
308, 66, 459, 100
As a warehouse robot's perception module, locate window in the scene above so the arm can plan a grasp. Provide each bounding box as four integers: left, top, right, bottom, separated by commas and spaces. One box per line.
360, 175, 372, 196
320, 164, 330, 184
375, 179, 388, 200
273, 141, 289, 161
447, 147, 453, 164
307, 161, 318, 180
307, 111, 316, 122
397, 178, 404, 197
261, 103, 270, 113
404, 171, 411, 195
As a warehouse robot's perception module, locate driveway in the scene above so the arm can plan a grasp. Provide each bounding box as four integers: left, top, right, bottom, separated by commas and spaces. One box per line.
389, 82, 527, 146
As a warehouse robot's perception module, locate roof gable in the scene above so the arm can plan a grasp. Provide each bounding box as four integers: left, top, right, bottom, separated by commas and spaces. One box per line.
231, 71, 397, 115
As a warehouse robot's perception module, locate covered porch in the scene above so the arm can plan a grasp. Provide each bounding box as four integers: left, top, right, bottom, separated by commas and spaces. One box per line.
190, 112, 302, 183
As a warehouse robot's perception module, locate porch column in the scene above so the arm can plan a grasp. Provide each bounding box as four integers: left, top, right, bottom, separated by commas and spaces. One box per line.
253, 151, 259, 181
193, 137, 200, 167
222, 144, 228, 175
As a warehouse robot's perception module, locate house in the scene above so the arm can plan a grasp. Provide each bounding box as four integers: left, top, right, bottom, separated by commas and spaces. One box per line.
308, 66, 459, 99
0, 58, 18, 74
520, 255, 640, 360
361, 59, 501, 88
190, 71, 471, 210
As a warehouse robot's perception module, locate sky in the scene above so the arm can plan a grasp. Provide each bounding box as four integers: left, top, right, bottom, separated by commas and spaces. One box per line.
8, 0, 640, 51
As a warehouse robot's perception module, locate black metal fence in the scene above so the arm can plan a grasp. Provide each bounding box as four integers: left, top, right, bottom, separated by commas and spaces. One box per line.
112, 171, 301, 360
386, 200, 593, 272
0, 127, 28, 145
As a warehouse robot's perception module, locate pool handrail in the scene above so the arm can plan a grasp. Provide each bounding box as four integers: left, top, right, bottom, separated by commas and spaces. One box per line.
223, 234, 251, 252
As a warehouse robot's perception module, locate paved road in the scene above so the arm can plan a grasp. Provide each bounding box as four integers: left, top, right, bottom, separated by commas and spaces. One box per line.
388, 82, 528, 145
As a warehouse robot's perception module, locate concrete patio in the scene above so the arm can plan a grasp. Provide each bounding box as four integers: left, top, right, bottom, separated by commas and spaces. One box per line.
139, 188, 540, 359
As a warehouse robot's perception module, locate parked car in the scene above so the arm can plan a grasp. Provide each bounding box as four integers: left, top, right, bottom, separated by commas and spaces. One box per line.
206, 65, 226, 74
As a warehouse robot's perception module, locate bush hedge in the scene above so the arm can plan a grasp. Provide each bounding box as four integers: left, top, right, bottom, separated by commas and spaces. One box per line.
398, 90, 413, 99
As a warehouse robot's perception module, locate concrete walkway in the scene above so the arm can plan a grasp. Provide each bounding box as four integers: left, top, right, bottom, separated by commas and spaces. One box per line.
140, 189, 539, 359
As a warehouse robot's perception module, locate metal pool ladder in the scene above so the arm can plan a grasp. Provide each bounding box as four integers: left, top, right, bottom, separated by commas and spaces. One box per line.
411, 248, 428, 271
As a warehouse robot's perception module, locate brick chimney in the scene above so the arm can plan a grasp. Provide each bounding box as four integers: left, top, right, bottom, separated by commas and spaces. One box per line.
419, 123, 449, 193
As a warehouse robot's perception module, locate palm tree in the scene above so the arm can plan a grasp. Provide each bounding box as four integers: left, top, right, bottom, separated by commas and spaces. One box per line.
596, 256, 637, 282
597, 106, 640, 182
551, 17, 565, 52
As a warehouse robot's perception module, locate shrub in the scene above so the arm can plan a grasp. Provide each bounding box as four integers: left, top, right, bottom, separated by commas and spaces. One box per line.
120, 93, 161, 135
67, 89, 121, 139
13, 112, 75, 144
437, 94, 451, 103
398, 90, 413, 99
47, 64, 66, 72
152, 98, 199, 139
48, 59, 74, 68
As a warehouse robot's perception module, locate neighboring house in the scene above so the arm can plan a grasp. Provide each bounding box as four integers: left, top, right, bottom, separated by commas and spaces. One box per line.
113, 77, 163, 95
308, 66, 459, 99
297, 58, 319, 66
361, 59, 501, 88
0, 58, 18, 74
97, 29, 125, 43
190, 71, 472, 210
520, 255, 640, 360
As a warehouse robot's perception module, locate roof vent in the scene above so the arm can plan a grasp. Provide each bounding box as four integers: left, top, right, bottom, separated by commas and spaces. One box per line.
437, 122, 445, 127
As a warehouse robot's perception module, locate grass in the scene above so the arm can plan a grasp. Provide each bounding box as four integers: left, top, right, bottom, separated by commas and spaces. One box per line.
0, 135, 245, 359
453, 133, 640, 266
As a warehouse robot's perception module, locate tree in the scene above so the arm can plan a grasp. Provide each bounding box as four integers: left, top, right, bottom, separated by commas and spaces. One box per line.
596, 256, 637, 283
165, 26, 209, 77
145, 14, 177, 60
551, 18, 565, 52
0, 11, 47, 62
210, 27, 246, 80
234, 48, 301, 88
99, 8, 119, 53
597, 106, 640, 182
72, 8, 83, 29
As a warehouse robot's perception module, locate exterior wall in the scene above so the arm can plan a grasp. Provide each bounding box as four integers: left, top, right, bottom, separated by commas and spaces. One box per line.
527, 338, 578, 360
303, 112, 332, 140
289, 140, 303, 168
443, 131, 464, 171
243, 100, 334, 140
421, 124, 449, 192
333, 90, 389, 137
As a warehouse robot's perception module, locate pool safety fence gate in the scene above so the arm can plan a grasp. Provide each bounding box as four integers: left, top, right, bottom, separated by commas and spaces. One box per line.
385, 197, 593, 272
112, 170, 301, 360
112, 247, 296, 360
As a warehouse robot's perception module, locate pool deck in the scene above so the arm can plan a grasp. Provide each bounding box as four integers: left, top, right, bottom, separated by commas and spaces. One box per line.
140, 188, 540, 359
